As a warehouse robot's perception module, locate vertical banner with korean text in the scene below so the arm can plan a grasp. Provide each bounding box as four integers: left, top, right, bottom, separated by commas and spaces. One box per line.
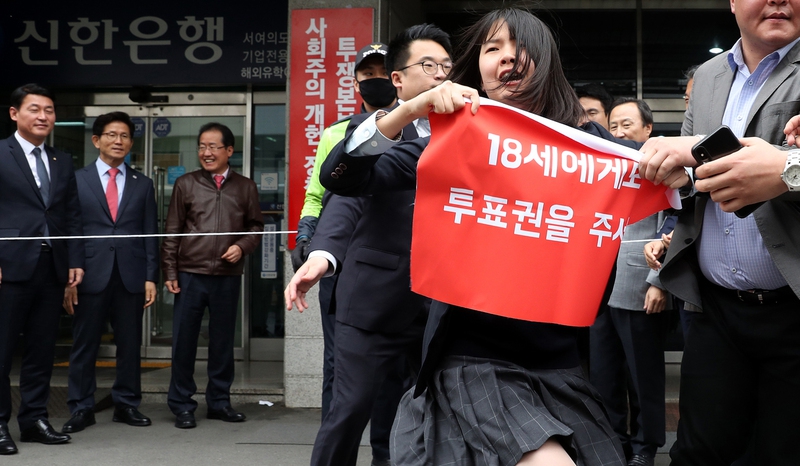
288, 8, 373, 248
411, 99, 681, 327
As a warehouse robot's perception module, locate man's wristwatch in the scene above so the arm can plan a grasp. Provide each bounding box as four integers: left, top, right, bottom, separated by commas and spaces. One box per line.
781, 150, 800, 191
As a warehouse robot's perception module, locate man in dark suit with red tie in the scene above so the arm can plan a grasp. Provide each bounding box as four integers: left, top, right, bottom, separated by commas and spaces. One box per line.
61, 112, 159, 434
0, 84, 84, 455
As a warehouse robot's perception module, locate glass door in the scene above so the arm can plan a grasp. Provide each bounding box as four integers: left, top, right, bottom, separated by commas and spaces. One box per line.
145, 109, 246, 359
249, 102, 287, 361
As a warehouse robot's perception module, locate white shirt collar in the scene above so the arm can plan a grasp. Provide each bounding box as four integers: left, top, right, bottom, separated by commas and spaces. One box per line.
95, 157, 126, 178
212, 167, 230, 180
14, 131, 45, 157
727, 37, 800, 73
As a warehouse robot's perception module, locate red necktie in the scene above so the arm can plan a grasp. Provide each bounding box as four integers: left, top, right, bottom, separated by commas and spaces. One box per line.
107, 167, 119, 221
214, 174, 224, 190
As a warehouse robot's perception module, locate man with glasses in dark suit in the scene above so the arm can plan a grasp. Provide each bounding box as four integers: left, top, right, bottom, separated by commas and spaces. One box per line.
61, 111, 158, 434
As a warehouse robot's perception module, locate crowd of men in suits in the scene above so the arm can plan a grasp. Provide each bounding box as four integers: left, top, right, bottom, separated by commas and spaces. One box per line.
0, 84, 263, 456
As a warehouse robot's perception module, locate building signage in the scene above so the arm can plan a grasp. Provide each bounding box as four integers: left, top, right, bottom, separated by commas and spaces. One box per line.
0, 1, 288, 85
131, 118, 146, 138
167, 166, 186, 185
261, 223, 278, 279
152, 117, 172, 137
287, 7, 373, 248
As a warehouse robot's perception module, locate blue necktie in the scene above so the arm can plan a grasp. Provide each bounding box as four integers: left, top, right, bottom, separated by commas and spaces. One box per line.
33, 147, 50, 204
33, 147, 51, 245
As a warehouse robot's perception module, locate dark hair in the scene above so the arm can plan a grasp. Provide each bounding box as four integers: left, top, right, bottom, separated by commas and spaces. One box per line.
92, 111, 135, 137
10, 83, 55, 109
575, 83, 613, 115
386, 24, 452, 73
198, 122, 235, 148
610, 97, 653, 126
448, 8, 584, 127
684, 64, 700, 81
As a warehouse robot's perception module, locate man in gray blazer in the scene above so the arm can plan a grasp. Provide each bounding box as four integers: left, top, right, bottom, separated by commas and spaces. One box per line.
591, 98, 671, 466
639, 2, 800, 464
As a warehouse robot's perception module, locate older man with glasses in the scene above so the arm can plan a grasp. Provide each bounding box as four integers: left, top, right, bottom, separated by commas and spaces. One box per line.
161, 122, 263, 429
62, 111, 159, 435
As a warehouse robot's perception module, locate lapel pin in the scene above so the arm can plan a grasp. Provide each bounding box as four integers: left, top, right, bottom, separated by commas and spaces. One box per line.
132, 175, 137, 179
52, 157, 56, 161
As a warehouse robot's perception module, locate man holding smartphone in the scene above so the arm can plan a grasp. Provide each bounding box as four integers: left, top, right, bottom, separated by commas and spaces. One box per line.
638, 1, 800, 464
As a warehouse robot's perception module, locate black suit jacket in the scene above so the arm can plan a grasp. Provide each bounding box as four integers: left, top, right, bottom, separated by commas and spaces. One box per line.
75, 162, 159, 294
310, 113, 429, 333
0, 135, 84, 283
321, 120, 638, 395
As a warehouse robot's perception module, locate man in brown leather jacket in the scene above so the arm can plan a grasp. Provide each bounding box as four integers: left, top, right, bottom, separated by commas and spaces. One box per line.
161, 122, 263, 429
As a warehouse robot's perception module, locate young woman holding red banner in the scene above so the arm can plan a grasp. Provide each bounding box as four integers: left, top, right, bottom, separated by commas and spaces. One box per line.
306, 8, 645, 466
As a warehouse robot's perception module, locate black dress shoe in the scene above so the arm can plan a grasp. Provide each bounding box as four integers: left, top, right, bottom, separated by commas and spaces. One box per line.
627, 454, 655, 466
62, 408, 96, 433
0, 426, 18, 455
112, 406, 152, 427
175, 411, 196, 429
207, 405, 246, 422
20, 420, 71, 445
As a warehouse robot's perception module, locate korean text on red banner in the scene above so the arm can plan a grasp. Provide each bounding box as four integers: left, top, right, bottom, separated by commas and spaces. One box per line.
411, 99, 680, 326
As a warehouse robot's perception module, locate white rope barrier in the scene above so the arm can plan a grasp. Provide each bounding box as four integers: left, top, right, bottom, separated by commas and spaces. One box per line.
0, 231, 658, 244
0, 231, 296, 241
620, 238, 666, 244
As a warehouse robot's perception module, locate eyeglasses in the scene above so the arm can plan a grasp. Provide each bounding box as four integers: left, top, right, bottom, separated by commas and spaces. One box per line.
101, 132, 131, 141
397, 60, 453, 76
197, 144, 228, 153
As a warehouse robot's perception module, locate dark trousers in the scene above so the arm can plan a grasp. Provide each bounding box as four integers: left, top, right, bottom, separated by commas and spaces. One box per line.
590, 307, 668, 458
319, 276, 412, 462
310, 316, 424, 466
670, 283, 800, 466
0, 249, 63, 430
167, 272, 240, 414
318, 276, 335, 418
67, 262, 145, 412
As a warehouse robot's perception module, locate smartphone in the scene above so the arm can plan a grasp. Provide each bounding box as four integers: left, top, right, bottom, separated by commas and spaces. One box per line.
691, 125, 742, 165
690, 126, 763, 218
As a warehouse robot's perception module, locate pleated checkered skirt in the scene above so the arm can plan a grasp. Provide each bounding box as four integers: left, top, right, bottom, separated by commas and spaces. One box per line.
391, 356, 625, 466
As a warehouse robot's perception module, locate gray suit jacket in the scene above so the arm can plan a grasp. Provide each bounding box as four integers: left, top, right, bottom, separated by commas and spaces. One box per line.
608, 212, 673, 312
660, 41, 800, 307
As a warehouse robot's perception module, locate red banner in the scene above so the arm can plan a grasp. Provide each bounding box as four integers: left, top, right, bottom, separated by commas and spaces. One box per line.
411, 99, 680, 326
288, 8, 373, 248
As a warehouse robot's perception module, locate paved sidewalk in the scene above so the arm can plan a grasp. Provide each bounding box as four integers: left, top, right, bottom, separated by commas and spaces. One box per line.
1, 399, 674, 465
7, 359, 678, 464
1, 401, 374, 466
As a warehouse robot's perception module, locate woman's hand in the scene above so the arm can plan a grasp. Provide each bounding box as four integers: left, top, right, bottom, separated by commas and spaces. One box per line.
375, 81, 482, 138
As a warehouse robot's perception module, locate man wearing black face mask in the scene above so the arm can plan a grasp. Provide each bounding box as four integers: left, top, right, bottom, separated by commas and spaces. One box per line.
289, 41, 397, 466
293, 43, 396, 272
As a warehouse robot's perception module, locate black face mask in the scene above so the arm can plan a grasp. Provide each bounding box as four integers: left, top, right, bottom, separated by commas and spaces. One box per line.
358, 78, 396, 109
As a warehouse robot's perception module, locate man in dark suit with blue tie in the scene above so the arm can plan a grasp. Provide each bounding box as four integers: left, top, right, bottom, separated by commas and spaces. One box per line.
0, 84, 84, 455
61, 112, 159, 434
